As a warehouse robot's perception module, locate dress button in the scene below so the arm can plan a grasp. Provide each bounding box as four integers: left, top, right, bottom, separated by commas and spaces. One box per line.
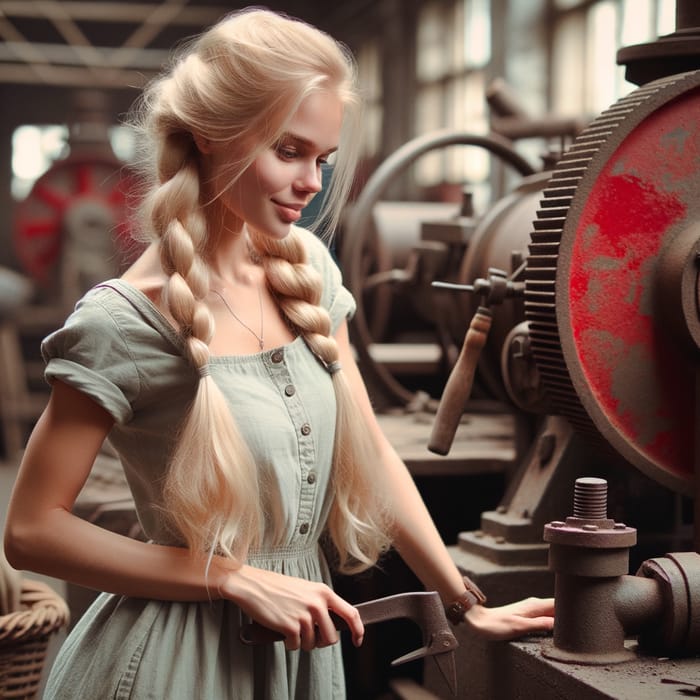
284, 384, 296, 397
307, 471, 317, 484
299, 522, 309, 535
301, 423, 311, 436
271, 350, 284, 363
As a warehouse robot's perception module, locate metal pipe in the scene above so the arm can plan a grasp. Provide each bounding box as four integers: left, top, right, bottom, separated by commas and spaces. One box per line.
543, 478, 700, 664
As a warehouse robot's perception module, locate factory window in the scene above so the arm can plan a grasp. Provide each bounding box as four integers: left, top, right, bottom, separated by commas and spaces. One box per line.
356, 39, 382, 160
551, 0, 677, 117
414, 0, 491, 201
11, 123, 135, 201
12, 125, 68, 200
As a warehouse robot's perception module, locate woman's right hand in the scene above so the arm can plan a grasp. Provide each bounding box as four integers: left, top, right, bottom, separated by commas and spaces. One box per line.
218, 564, 364, 651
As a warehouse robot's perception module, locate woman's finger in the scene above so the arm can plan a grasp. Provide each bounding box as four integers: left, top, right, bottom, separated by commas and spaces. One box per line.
298, 614, 318, 652
329, 597, 364, 647
314, 613, 339, 648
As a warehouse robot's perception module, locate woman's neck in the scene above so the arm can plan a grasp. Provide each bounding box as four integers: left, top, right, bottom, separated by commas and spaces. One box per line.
207, 226, 262, 288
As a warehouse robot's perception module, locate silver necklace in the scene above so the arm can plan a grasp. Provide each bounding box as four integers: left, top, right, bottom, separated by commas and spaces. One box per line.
212, 287, 264, 351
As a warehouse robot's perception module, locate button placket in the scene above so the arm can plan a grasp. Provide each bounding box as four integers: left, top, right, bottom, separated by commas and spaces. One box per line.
264, 348, 317, 541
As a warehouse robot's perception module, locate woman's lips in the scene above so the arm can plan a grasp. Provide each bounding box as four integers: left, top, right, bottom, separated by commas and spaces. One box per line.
273, 201, 303, 223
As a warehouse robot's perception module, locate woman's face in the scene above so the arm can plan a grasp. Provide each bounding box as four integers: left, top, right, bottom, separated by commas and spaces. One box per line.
211, 90, 343, 240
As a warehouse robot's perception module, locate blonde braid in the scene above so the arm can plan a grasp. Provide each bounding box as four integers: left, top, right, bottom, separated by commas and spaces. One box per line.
148, 119, 263, 560
250, 228, 393, 573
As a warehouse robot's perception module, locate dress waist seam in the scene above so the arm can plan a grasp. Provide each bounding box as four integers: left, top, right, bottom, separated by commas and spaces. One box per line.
246, 542, 319, 562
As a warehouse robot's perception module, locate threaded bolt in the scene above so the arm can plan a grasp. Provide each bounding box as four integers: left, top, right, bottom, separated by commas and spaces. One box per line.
573, 477, 608, 520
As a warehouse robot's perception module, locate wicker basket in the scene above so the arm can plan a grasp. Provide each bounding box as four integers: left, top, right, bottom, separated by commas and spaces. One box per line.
0, 579, 70, 699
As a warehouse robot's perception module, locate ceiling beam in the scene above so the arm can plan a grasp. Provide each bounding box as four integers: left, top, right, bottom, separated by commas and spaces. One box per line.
0, 62, 153, 88
0, 1, 225, 26
0, 40, 170, 68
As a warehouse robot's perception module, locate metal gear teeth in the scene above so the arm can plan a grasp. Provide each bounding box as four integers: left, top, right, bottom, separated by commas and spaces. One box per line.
523, 71, 695, 445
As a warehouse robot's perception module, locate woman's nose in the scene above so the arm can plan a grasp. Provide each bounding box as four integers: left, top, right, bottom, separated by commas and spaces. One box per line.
296, 162, 323, 193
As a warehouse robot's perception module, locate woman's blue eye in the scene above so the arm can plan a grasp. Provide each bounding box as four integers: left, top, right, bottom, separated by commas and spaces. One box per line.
277, 146, 297, 159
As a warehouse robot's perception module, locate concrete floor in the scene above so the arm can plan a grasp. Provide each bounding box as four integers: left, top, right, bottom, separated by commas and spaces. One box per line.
1, 453, 67, 696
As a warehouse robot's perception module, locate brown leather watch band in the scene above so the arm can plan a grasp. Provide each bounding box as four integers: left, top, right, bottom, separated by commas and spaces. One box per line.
445, 576, 487, 625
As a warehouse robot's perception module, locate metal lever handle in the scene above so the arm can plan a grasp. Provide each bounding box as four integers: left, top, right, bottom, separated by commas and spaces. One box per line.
428, 306, 492, 455
239, 591, 459, 696
240, 591, 449, 645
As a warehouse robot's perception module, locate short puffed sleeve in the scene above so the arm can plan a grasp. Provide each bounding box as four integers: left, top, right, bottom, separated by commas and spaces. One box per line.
297, 227, 356, 333
41, 289, 141, 424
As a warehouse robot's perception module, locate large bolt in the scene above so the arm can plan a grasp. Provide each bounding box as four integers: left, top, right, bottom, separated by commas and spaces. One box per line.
573, 477, 608, 519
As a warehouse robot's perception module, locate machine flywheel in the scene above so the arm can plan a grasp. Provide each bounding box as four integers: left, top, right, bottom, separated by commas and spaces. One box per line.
525, 70, 700, 495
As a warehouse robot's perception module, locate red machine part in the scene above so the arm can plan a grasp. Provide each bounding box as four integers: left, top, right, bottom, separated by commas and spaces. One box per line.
526, 70, 700, 496
13, 154, 137, 286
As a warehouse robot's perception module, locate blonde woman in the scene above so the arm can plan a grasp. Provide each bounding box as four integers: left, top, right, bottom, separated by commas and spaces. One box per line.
4, 8, 553, 699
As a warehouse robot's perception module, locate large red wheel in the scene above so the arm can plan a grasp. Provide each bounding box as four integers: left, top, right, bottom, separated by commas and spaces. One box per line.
526, 70, 700, 495
13, 154, 137, 288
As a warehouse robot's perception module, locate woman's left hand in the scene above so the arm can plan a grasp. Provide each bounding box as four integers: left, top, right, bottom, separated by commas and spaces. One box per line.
463, 597, 555, 641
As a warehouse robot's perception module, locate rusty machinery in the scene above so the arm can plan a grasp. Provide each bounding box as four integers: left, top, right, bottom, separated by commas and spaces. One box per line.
343, 0, 700, 677
528, 61, 700, 667
12, 91, 137, 311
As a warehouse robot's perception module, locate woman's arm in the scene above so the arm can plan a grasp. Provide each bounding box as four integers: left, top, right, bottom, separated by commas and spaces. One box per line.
335, 320, 554, 639
3, 379, 364, 650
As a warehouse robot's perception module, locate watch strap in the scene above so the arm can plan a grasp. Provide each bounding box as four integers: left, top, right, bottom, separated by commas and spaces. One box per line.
445, 576, 487, 625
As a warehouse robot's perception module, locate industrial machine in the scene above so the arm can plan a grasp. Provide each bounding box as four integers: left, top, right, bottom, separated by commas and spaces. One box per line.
342, 2, 700, 697
12, 90, 136, 312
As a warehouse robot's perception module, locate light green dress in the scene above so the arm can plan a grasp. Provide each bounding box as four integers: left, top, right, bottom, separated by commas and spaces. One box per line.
41, 229, 355, 699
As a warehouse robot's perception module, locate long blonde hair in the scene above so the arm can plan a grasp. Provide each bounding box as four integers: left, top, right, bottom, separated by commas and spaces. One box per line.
129, 8, 392, 573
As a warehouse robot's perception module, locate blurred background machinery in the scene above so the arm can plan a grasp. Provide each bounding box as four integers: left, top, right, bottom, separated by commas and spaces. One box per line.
1, 1, 699, 699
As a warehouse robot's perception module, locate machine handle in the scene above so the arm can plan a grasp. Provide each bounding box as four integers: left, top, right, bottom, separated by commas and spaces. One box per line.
428, 307, 492, 455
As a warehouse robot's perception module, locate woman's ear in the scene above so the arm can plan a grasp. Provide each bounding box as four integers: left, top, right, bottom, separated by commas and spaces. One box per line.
193, 132, 212, 154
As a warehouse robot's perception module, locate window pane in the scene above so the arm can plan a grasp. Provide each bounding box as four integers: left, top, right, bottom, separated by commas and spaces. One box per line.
621, 0, 653, 45
356, 40, 382, 160
657, 0, 676, 35
12, 125, 69, 200
417, 1, 448, 81
415, 84, 444, 184
362, 104, 382, 159
446, 72, 486, 130
464, 0, 491, 66
587, 1, 619, 113
552, 12, 585, 115
357, 41, 381, 101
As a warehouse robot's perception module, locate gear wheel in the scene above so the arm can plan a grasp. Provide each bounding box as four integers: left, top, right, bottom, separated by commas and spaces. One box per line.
525, 70, 700, 495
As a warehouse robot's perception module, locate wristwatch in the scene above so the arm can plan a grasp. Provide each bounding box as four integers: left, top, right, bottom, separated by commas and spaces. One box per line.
445, 576, 487, 625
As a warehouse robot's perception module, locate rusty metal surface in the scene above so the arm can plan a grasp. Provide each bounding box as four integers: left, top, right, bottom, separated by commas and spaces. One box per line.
424, 622, 700, 699
525, 70, 700, 496
637, 552, 700, 655
543, 478, 700, 666
509, 638, 700, 700
544, 478, 642, 665
420, 592, 700, 700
